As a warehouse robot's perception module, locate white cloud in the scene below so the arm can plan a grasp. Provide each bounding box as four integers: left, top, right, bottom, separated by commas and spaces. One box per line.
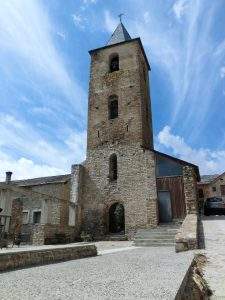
83, 0, 97, 4
31, 107, 55, 116
0, 0, 86, 117
214, 39, 225, 57
72, 14, 86, 29
0, 114, 86, 180
65, 132, 87, 155
143, 12, 150, 24
0, 0, 88, 180
220, 66, 225, 78
173, 0, 189, 20
104, 11, 118, 33
133, 0, 224, 142
157, 126, 225, 175
56, 31, 66, 40
80, 0, 97, 11
0, 152, 65, 181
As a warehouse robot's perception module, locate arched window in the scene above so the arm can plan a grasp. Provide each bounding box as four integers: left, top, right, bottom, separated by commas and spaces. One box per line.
109, 54, 119, 72
108, 95, 118, 120
109, 154, 117, 181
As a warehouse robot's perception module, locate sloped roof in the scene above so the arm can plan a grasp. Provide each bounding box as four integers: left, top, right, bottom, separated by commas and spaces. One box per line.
0, 174, 71, 187
199, 174, 219, 184
154, 150, 200, 181
107, 22, 131, 45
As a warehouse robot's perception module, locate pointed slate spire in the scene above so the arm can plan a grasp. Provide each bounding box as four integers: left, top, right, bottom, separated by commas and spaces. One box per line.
107, 22, 132, 46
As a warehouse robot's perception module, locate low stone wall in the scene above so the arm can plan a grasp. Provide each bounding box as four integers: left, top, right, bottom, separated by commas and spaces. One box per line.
44, 224, 76, 244
175, 214, 198, 252
0, 244, 97, 272
175, 254, 212, 299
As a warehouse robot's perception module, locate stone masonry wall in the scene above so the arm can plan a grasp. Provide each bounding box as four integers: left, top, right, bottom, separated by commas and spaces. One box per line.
198, 172, 225, 203
175, 214, 198, 252
69, 164, 84, 234
20, 181, 73, 244
87, 40, 153, 153
0, 189, 12, 217
183, 166, 198, 214
31, 224, 45, 245
9, 198, 23, 237
82, 145, 158, 238
0, 179, 73, 245
82, 39, 158, 238
0, 244, 97, 272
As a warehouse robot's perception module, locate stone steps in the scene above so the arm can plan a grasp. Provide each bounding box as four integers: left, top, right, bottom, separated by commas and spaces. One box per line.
134, 224, 179, 247
135, 241, 175, 247
105, 235, 128, 241
135, 234, 175, 240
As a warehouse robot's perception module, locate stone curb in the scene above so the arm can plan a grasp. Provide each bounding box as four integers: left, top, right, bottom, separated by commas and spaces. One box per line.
0, 244, 97, 272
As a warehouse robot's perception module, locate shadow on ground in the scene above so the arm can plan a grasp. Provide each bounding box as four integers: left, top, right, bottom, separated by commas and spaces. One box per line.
198, 216, 205, 249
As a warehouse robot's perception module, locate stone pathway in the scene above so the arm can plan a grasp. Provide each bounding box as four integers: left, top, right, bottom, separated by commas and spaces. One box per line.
202, 216, 225, 298
0, 243, 194, 300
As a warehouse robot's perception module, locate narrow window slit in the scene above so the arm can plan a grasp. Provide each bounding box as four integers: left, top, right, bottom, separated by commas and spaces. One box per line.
109, 55, 119, 72
109, 154, 117, 181
108, 95, 118, 120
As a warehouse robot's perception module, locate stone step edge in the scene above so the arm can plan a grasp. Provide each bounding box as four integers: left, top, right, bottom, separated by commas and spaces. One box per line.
134, 243, 175, 247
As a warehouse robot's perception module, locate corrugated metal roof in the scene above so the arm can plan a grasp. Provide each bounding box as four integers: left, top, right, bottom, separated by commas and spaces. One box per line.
107, 22, 131, 45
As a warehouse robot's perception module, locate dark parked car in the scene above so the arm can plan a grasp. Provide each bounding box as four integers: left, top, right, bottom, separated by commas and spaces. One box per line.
204, 197, 225, 215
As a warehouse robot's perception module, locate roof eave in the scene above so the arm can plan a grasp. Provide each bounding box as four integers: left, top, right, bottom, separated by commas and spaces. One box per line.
154, 150, 201, 181
209, 171, 225, 185
89, 38, 151, 71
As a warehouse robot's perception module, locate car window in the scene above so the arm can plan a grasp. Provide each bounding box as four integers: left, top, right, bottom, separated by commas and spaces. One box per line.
207, 198, 222, 202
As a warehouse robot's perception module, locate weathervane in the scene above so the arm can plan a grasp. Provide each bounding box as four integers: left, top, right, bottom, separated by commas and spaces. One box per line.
118, 13, 124, 23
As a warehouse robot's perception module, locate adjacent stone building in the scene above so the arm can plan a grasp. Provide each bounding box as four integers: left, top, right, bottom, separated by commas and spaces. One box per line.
0, 22, 200, 244
198, 172, 225, 203
0, 173, 75, 244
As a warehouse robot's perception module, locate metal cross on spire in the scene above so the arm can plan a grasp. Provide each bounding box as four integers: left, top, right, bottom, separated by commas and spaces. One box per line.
118, 13, 124, 23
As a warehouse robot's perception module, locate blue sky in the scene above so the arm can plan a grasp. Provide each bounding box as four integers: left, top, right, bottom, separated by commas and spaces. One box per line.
0, 0, 225, 180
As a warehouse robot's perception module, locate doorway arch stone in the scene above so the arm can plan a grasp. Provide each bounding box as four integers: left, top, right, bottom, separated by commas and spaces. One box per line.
108, 202, 125, 234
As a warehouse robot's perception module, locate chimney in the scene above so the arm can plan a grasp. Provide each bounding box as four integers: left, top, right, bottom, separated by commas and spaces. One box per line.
5, 171, 12, 184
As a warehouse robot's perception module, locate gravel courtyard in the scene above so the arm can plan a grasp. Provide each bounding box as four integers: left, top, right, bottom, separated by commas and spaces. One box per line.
0, 244, 194, 300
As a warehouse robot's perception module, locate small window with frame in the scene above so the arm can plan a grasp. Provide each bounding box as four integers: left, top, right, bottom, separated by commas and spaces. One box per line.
33, 210, 41, 224
22, 210, 29, 225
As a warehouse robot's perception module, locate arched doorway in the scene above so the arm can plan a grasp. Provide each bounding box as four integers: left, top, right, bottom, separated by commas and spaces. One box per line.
109, 202, 125, 234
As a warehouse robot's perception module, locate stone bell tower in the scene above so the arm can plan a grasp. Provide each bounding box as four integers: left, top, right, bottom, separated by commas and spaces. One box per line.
81, 22, 158, 238
87, 22, 154, 153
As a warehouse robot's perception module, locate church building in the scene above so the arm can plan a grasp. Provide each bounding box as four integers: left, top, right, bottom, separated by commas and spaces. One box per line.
0, 22, 200, 244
